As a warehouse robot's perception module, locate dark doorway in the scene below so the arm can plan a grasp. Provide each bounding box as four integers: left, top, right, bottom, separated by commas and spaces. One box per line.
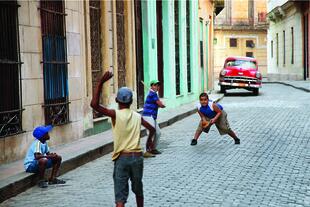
89, 0, 103, 118
304, 14, 309, 80
156, 0, 164, 97
134, 0, 145, 108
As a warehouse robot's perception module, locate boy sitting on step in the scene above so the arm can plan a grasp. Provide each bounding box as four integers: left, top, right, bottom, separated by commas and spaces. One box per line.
24, 125, 66, 188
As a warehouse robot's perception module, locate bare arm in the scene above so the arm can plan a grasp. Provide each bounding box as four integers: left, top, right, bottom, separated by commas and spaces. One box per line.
141, 117, 155, 139
34, 152, 57, 160
156, 99, 166, 108
90, 71, 116, 119
197, 109, 207, 121
210, 103, 222, 124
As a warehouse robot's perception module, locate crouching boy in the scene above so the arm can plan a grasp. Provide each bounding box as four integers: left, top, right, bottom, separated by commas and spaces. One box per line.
24, 125, 66, 188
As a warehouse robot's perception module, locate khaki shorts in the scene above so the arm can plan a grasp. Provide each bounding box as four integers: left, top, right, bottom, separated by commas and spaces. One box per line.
196, 110, 232, 135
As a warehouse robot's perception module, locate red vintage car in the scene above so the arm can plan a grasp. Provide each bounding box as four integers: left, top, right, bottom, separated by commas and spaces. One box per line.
218, 56, 262, 95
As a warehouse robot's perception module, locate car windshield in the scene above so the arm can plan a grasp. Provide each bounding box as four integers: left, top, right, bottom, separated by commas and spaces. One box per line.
225, 59, 257, 69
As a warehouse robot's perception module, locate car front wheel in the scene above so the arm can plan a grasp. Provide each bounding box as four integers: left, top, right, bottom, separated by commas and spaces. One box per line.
220, 86, 226, 93
253, 88, 259, 96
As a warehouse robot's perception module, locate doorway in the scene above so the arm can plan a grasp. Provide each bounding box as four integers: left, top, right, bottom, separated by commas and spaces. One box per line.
134, 0, 145, 108
200, 19, 204, 92
205, 21, 209, 90
156, 0, 164, 97
304, 14, 309, 80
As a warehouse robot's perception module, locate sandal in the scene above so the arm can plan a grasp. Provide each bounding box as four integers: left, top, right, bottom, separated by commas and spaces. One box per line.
49, 178, 66, 185
38, 180, 48, 188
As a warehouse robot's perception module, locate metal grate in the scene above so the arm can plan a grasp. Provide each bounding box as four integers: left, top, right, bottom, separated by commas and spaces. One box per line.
89, 0, 103, 118
222, 76, 259, 83
0, 1, 23, 138
40, 0, 69, 126
175, 0, 180, 95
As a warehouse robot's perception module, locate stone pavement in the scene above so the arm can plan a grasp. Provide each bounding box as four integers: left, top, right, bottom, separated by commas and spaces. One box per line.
2, 83, 310, 207
264, 80, 310, 92
1, 79, 309, 203
0, 92, 223, 203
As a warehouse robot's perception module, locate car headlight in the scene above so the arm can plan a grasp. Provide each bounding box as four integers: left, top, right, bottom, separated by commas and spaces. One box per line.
255, 72, 261, 79
220, 70, 227, 76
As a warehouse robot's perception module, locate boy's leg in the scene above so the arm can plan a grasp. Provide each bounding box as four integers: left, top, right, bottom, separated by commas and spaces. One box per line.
36, 158, 49, 188
116, 203, 125, 207
152, 120, 161, 153
48, 154, 66, 184
114, 157, 130, 205
142, 116, 156, 156
37, 158, 48, 180
215, 111, 240, 144
191, 121, 204, 145
50, 155, 61, 180
129, 156, 144, 207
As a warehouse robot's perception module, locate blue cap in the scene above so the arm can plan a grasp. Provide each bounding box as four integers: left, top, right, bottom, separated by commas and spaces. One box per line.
33, 125, 53, 139
116, 87, 133, 104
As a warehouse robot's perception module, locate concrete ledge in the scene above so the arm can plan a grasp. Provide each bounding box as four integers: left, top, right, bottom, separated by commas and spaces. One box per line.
0, 93, 223, 203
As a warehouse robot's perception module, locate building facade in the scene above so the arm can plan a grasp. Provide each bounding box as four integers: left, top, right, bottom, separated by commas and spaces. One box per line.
140, 0, 222, 109
267, 0, 310, 81
0, 0, 221, 164
0, 0, 93, 163
214, 0, 268, 78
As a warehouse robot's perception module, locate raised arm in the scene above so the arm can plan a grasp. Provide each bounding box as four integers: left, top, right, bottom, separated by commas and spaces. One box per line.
90, 71, 116, 119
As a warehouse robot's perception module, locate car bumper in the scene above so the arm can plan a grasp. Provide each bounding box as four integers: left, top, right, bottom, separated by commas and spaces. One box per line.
219, 81, 262, 88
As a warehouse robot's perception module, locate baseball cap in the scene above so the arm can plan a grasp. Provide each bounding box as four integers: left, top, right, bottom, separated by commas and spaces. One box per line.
150, 80, 160, 86
33, 125, 53, 140
116, 87, 133, 104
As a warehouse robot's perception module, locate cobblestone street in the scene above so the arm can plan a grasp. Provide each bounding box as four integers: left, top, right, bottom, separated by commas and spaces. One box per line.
2, 84, 310, 207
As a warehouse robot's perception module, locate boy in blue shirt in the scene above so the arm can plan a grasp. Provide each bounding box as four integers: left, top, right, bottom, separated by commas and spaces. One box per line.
142, 80, 166, 157
191, 92, 240, 145
24, 125, 65, 188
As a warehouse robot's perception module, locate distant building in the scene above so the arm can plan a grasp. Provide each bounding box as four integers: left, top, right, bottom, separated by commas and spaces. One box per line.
267, 0, 310, 81
214, 0, 268, 78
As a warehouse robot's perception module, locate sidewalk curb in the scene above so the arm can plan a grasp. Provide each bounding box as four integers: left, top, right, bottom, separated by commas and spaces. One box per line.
0, 94, 223, 203
264, 81, 310, 92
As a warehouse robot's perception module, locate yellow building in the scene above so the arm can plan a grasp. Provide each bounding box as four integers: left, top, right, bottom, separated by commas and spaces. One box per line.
199, 0, 224, 91
0, 0, 137, 164
214, 0, 268, 79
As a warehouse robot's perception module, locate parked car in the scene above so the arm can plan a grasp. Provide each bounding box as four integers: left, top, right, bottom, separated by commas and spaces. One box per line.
218, 56, 262, 95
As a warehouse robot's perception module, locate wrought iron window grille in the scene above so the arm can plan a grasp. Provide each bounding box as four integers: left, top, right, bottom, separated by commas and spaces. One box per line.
40, 0, 70, 126
0, 0, 24, 138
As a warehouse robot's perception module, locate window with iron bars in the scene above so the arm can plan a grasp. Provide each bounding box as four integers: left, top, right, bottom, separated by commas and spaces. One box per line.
0, 1, 23, 138
39, 0, 69, 126
175, 0, 180, 95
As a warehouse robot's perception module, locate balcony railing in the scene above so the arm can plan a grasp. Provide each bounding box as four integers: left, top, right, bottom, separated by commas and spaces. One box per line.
215, 12, 268, 28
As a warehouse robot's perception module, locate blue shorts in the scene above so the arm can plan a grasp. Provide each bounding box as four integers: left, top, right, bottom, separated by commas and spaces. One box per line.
26, 159, 53, 173
113, 155, 144, 203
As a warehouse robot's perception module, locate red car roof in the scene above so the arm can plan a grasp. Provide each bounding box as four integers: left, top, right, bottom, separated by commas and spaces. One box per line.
225, 56, 257, 62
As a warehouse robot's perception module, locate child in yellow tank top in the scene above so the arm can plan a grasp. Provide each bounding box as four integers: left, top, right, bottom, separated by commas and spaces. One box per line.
90, 71, 155, 207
